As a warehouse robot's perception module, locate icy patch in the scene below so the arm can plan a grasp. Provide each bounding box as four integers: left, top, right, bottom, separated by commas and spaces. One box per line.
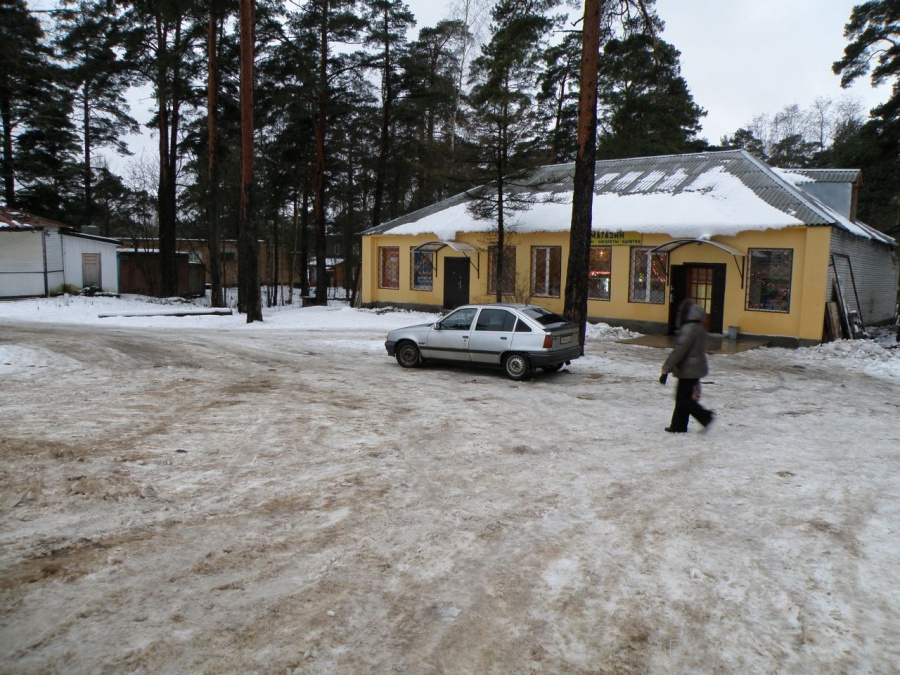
0, 346, 84, 376
543, 558, 581, 591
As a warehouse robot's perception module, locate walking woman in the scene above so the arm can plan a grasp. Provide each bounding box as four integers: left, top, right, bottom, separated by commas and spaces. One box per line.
660, 299, 715, 433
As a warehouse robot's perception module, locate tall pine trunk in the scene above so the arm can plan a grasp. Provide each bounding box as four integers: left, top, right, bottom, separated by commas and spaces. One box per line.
563, 0, 602, 351
207, 9, 224, 308
82, 83, 93, 225
238, 0, 262, 321
312, 0, 329, 306
372, 8, 391, 227
1, 76, 15, 206
155, 16, 181, 299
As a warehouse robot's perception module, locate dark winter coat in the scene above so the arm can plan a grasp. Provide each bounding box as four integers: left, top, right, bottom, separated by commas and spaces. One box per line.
663, 301, 709, 379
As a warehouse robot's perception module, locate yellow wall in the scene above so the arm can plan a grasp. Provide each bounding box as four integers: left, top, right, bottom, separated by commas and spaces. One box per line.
362, 226, 834, 342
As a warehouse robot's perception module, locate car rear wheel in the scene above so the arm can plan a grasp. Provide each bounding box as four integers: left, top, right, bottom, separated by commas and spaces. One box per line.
541, 363, 564, 373
395, 341, 422, 368
503, 353, 532, 381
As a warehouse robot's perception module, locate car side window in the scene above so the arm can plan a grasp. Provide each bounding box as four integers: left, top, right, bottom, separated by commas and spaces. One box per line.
440, 307, 477, 330
475, 308, 516, 332
514, 319, 532, 333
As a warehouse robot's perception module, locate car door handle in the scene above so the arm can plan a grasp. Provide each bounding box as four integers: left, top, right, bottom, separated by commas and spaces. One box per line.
500, 337, 507, 340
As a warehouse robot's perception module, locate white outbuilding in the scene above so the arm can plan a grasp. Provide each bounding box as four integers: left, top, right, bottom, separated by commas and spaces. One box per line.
0, 205, 121, 298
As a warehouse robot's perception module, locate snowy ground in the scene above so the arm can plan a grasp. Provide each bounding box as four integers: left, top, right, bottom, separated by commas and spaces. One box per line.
1, 295, 899, 673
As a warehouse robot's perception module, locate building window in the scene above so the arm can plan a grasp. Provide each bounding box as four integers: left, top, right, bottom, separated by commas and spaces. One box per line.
746, 248, 793, 312
488, 246, 516, 296
588, 246, 612, 300
411, 250, 433, 290
379, 247, 400, 289
629, 247, 667, 303
531, 246, 562, 297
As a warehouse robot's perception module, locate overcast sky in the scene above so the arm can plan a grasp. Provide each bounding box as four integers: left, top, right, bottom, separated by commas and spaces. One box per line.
406, 0, 891, 144
38, 0, 887, 167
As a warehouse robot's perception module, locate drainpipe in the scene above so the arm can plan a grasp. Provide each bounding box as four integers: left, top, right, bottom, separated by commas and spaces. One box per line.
42, 229, 50, 297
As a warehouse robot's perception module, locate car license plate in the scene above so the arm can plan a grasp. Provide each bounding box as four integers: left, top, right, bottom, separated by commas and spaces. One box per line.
560, 335, 572, 344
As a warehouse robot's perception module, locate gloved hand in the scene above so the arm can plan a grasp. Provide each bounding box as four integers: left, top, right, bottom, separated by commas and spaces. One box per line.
659, 372, 668, 385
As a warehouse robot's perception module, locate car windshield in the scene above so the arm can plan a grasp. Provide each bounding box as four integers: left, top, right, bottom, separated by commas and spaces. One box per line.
521, 306, 570, 327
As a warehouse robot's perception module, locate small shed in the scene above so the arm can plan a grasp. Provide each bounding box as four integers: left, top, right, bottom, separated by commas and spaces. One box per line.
117, 249, 204, 297
307, 257, 347, 289
0, 206, 121, 298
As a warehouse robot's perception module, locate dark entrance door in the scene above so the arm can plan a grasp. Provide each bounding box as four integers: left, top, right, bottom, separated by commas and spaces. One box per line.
443, 257, 470, 308
668, 263, 726, 334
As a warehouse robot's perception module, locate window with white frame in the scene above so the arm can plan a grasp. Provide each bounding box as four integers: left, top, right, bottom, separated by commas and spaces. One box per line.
410, 250, 433, 290
629, 246, 667, 303
746, 248, 793, 312
531, 246, 562, 297
379, 246, 400, 289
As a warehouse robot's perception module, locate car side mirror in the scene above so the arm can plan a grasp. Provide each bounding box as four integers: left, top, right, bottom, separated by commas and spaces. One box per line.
434, 322, 442, 330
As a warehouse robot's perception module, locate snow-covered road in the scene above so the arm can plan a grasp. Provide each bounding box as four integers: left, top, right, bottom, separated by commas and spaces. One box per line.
1, 298, 898, 672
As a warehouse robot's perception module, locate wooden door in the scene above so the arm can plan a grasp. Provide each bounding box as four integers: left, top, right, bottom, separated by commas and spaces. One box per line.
669, 263, 726, 334
82, 253, 101, 288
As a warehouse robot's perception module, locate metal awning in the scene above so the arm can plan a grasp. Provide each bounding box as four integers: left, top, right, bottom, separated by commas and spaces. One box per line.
649, 238, 747, 288
413, 240, 480, 276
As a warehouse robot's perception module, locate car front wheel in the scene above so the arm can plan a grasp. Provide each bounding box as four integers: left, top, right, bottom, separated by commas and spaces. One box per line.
395, 341, 422, 368
503, 353, 532, 381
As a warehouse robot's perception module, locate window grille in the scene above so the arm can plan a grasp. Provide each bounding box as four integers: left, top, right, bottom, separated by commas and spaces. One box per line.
588, 246, 612, 300
379, 247, 400, 289
629, 247, 667, 303
531, 246, 562, 297
746, 249, 793, 312
488, 246, 516, 295
410, 250, 433, 290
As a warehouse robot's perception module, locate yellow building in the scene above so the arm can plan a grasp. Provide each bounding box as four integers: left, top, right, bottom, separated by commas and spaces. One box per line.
361, 151, 898, 346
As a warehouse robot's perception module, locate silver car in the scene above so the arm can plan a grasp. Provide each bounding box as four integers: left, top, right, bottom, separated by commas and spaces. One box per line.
384, 303, 582, 381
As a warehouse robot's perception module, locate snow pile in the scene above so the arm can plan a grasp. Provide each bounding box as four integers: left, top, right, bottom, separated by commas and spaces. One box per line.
586, 320, 640, 342
793, 337, 900, 382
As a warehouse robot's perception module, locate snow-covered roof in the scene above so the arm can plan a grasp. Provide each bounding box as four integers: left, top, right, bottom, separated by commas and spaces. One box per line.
363, 150, 896, 247
0, 205, 44, 231
0, 206, 120, 243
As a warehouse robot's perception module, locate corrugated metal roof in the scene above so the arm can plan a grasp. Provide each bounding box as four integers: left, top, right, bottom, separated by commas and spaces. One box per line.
363, 192, 472, 235
783, 168, 861, 183
0, 206, 120, 243
0, 205, 63, 231
363, 150, 896, 246
587, 151, 833, 226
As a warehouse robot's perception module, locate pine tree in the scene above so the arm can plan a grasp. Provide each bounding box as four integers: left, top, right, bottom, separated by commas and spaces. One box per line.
467, 0, 556, 302
121, 0, 205, 297
56, 0, 139, 226
535, 31, 582, 163
562, 0, 658, 346
596, 33, 706, 159
0, 0, 59, 208
833, 0, 899, 236
398, 20, 470, 209
364, 0, 414, 226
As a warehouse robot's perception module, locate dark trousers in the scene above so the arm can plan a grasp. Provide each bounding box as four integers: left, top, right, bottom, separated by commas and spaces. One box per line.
669, 377, 713, 432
